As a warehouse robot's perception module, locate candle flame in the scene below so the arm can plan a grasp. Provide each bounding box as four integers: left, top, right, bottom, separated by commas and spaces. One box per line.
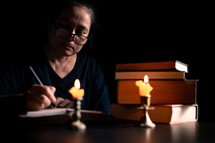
144, 75, 149, 83
74, 79, 80, 89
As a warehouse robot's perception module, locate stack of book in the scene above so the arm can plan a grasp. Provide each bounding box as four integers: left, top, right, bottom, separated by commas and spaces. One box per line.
111, 60, 198, 124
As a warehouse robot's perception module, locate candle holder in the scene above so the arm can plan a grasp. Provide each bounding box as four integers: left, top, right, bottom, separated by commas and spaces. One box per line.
138, 96, 156, 128
69, 97, 86, 131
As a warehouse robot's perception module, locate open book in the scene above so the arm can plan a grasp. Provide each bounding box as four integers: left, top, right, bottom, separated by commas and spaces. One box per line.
22, 108, 102, 118
23, 108, 73, 117
19, 108, 112, 125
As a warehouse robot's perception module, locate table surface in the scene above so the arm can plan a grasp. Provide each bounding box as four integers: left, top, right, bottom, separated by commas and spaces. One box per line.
1, 118, 215, 143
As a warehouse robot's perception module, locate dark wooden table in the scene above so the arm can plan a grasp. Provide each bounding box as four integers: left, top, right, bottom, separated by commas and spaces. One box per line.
1, 119, 215, 143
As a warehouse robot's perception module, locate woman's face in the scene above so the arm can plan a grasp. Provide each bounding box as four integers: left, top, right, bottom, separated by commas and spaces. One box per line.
48, 5, 92, 56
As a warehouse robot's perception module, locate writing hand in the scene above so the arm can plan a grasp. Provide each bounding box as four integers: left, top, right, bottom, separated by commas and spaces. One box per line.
25, 84, 56, 111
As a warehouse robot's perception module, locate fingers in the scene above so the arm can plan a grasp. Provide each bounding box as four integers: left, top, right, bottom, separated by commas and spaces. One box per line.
55, 97, 65, 106
25, 84, 56, 111
55, 97, 74, 108
25, 84, 74, 111
36, 85, 56, 103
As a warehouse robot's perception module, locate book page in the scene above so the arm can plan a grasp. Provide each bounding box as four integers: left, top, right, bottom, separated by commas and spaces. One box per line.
21, 108, 103, 118
24, 108, 74, 117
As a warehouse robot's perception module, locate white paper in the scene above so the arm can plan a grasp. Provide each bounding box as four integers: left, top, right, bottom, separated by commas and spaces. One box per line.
24, 108, 74, 117
22, 108, 102, 118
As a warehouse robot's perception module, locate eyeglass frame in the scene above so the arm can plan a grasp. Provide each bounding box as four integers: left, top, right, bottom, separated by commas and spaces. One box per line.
54, 25, 89, 46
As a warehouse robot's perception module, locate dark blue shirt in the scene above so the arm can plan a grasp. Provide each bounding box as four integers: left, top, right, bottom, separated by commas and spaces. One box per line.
0, 51, 111, 114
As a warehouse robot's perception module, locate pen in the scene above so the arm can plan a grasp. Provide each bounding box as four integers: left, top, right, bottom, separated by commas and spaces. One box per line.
29, 66, 43, 85
29, 66, 56, 108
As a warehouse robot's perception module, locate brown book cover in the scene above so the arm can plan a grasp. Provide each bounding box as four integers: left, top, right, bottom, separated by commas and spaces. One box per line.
116, 60, 188, 73
111, 103, 198, 124
115, 71, 185, 80
117, 80, 197, 104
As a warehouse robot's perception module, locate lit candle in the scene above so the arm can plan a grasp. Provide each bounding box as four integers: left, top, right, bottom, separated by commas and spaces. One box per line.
69, 79, 84, 99
135, 75, 153, 97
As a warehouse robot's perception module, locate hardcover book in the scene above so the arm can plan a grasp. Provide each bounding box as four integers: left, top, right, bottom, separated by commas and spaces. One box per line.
111, 103, 198, 124
115, 71, 185, 80
117, 80, 197, 104
116, 60, 188, 73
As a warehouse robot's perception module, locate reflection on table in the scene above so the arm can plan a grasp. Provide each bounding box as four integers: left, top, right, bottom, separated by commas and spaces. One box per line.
2, 119, 215, 143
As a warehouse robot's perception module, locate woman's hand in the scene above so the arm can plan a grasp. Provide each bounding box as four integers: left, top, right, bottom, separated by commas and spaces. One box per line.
25, 84, 56, 111
55, 97, 74, 108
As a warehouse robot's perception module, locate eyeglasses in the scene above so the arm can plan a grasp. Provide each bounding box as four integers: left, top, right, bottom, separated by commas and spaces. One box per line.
55, 27, 88, 46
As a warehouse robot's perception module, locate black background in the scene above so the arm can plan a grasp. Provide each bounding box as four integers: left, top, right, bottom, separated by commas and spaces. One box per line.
0, 1, 213, 121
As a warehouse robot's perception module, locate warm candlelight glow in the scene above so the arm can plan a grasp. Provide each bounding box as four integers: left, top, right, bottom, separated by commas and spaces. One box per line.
135, 75, 153, 97
144, 75, 149, 83
74, 79, 80, 89
69, 79, 84, 99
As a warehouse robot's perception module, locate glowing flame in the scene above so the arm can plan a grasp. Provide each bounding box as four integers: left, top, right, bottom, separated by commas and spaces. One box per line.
144, 75, 149, 83
74, 79, 80, 89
